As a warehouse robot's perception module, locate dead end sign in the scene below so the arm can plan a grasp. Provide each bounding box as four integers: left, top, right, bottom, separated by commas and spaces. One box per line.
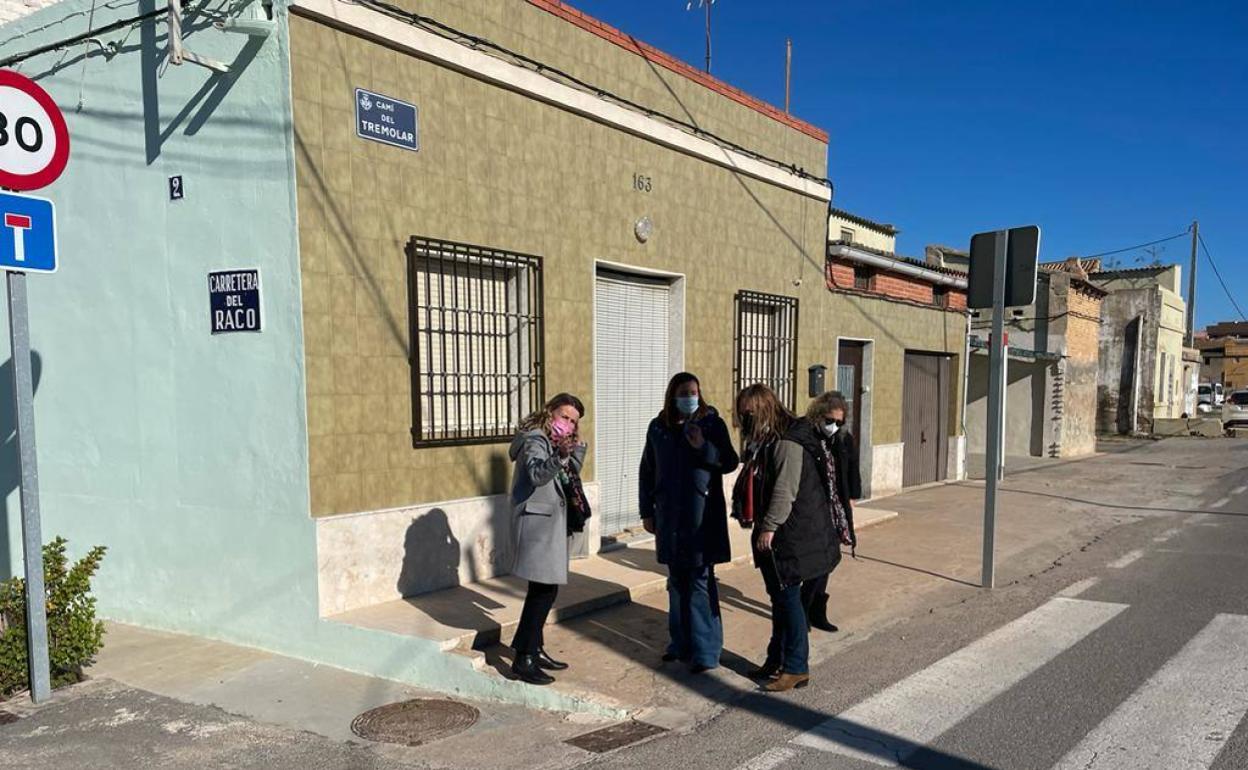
209, 269, 261, 334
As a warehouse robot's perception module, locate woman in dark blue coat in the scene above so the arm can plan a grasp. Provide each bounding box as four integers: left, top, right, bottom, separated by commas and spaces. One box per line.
639, 372, 740, 673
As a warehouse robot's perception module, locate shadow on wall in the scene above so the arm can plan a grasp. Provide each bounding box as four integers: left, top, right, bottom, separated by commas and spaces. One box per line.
395, 452, 514, 596
0, 351, 43, 580
397, 508, 460, 597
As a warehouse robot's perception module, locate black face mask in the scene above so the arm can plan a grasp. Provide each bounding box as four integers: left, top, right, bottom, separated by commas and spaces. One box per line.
740, 414, 755, 436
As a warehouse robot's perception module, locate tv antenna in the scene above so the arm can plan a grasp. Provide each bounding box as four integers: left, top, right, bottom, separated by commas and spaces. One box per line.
686, 0, 717, 72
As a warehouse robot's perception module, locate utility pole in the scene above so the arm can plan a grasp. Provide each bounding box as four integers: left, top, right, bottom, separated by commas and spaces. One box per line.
1186, 219, 1199, 346
784, 38, 792, 114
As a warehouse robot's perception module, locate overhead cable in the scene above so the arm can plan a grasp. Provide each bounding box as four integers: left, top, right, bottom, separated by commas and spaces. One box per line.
1198, 233, 1246, 322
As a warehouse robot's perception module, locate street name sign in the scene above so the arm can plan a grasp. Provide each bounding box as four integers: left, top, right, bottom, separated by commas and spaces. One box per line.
209, 269, 262, 334
355, 88, 418, 152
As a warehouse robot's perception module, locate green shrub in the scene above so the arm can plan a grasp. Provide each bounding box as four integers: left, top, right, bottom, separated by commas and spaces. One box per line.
0, 537, 107, 698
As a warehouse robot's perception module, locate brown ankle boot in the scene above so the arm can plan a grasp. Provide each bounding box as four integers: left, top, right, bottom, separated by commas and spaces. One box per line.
762, 672, 810, 692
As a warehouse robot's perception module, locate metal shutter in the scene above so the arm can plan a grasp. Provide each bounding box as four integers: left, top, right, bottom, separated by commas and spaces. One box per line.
594, 271, 673, 535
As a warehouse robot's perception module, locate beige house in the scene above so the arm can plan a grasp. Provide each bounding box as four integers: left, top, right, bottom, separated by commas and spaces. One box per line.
1085, 263, 1188, 432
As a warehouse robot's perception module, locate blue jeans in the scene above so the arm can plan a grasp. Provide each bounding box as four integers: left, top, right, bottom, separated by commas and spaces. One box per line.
760, 559, 810, 675
666, 564, 723, 668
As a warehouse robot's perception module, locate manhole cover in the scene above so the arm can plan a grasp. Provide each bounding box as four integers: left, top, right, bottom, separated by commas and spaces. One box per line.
565, 720, 667, 753
350, 699, 479, 747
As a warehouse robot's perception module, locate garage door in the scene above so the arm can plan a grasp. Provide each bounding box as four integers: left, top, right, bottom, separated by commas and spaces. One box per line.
595, 270, 675, 534
902, 352, 952, 487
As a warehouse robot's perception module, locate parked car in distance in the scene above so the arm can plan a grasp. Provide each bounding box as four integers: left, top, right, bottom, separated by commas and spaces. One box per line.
1198, 383, 1215, 414
1224, 390, 1248, 430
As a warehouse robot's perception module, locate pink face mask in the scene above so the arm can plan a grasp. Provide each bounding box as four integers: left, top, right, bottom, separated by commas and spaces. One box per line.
550, 417, 574, 440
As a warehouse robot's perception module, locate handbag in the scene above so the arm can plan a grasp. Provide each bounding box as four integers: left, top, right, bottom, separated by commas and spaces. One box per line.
564, 468, 592, 535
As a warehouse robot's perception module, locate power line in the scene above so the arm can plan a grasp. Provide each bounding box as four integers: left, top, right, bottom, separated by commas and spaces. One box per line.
351, 0, 832, 190
1198, 233, 1246, 322
1083, 230, 1191, 261
0, 5, 168, 68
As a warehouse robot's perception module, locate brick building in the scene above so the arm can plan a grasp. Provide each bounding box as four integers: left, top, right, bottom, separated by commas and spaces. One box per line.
1197, 321, 1248, 392
965, 260, 1106, 458
826, 209, 969, 489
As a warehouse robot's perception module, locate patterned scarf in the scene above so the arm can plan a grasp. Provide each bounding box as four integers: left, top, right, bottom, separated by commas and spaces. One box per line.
558, 456, 591, 534
823, 444, 853, 546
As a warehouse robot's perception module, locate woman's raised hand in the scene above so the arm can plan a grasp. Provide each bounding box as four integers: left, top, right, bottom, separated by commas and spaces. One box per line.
685, 422, 706, 449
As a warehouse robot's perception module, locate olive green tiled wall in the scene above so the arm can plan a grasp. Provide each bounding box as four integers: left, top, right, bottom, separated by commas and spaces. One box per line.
290, 13, 961, 516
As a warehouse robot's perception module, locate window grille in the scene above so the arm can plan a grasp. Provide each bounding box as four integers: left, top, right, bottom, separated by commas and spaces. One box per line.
406, 237, 544, 446
734, 290, 799, 410
854, 265, 874, 291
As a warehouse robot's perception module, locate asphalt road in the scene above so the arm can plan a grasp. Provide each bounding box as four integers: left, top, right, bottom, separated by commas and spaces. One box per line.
586, 438, 1248, 770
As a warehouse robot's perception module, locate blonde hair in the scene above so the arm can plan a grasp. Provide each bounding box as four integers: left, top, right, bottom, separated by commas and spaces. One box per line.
735, 384, 793, 444
806, 390, 849, 421
518, 393, 585, 434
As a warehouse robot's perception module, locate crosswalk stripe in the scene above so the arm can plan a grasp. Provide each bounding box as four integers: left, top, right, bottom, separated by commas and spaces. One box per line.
1108, 549, 1144, 568
792, 597, 1127, 766
1050, 613, 1248, 770
731, 747, 798, 770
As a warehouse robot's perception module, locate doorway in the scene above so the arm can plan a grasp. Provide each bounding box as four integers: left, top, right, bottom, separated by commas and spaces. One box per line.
902, 352, 952, 487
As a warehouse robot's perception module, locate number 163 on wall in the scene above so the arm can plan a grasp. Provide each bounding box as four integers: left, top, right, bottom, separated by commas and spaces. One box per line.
0, 191, 56, 273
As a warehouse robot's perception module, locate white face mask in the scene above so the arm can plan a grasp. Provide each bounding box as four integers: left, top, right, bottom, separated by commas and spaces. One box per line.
821, 420, 840, 438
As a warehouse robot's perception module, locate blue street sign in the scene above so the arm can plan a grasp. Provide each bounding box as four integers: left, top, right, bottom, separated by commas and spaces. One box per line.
355, 88, 419, 152
0, 192, 56, 274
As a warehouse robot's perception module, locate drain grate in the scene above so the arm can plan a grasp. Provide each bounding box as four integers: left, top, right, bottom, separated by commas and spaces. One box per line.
565, 721, 667, 753
350, 699, 479, 747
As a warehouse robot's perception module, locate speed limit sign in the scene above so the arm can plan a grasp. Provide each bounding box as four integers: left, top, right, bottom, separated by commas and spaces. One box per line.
0, 70, 69, 191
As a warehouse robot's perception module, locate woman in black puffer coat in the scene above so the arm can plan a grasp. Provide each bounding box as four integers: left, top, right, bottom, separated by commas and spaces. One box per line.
747, 392, 853, 692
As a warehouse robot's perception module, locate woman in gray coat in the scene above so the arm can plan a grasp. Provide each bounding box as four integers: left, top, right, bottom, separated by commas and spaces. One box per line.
508, 393, 589, 685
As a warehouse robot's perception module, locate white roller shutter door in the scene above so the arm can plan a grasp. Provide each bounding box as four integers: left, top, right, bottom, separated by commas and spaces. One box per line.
594, 271, 673, 535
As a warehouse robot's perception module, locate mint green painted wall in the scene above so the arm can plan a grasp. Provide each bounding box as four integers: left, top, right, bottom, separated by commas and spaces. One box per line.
0, 1, 619, 714
0, 0, 312, 640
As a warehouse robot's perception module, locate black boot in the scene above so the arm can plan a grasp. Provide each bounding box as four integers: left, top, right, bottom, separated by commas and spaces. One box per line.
511, 654, 555, 685
808, 593, 839, 633
536, 648, 569, 671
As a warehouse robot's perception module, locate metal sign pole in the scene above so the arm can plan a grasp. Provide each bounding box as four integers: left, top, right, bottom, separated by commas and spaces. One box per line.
982, 229, 1009, 589
999, 336, 1008, 482
7, 270, 50, 702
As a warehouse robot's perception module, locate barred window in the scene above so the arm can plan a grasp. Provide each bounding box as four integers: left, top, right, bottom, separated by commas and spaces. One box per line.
734, 290, 799, 410
406, 237, 544, 447
854, 265, 874, 291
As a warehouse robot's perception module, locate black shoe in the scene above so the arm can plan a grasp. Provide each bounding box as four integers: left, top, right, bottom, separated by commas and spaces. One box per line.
536, 648, 569, 671
511, 654, 555, 685
661, 652, 683, 663
747, 661, 782, 680
690, 663, 717, 674
808, 594, 839, 633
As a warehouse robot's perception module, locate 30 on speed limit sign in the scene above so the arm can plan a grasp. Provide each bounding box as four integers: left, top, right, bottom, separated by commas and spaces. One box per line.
0, 69, 69, 191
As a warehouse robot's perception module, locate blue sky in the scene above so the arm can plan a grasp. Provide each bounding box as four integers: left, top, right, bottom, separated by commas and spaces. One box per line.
568, 0, 1246, 327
